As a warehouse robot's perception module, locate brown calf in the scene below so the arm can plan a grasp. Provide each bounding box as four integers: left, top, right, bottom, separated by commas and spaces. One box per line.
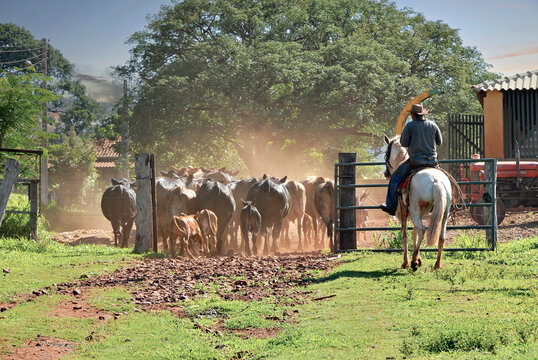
170, 214, 204, 258
194, 209, 218, 254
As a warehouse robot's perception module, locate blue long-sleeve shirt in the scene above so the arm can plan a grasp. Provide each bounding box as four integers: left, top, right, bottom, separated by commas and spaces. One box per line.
400, 117, 442, 162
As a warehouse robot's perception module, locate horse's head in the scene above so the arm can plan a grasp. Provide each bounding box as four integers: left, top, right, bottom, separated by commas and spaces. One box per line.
383, 135, 408, 177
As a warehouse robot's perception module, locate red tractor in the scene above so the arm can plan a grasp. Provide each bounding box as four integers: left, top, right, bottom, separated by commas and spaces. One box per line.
460, 159, 538, 224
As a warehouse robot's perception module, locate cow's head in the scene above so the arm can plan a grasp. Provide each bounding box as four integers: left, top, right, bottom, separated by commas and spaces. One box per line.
262, 174, 287, 184
111, 178, 135, 188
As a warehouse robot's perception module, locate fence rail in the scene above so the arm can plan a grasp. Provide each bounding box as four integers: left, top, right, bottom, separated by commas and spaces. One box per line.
333, 156, 497, 253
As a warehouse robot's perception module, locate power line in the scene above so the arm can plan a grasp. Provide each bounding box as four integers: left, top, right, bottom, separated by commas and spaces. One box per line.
0, 53, 43, 65
0, 44, 40, 49
0, 47, 41, 53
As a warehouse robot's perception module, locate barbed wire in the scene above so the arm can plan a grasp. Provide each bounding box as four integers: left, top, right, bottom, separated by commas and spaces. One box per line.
1, 44, 42, 49
0, 53, 43, 65
0, 47, 41, 53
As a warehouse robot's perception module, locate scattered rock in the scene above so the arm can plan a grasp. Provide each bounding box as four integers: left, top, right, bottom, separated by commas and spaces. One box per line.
3, 268, 10, 274
72, 288, 82, 296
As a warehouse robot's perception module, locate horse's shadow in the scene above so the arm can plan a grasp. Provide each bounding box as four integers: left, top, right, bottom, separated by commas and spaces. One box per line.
309, 268, 406, 284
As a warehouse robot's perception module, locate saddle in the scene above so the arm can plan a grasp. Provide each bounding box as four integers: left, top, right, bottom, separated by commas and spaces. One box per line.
396, 164, 465, 215
397, 164, 437, 194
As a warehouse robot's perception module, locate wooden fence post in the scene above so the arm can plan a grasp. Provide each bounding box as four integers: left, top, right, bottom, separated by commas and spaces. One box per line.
338, 153, 356, 250
150, 154, 158, 252
0, 159, 21, 229
134, 153, 153, 253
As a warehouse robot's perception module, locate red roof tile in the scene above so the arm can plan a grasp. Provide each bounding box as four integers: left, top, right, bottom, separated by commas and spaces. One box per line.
94, 138, 120, 158
95, 161, 116, 169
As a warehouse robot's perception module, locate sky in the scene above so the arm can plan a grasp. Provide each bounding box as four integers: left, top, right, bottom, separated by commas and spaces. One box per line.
1, 0, 537, 101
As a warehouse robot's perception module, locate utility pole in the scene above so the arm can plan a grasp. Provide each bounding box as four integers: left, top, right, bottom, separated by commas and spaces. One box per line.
40, 38, 48, 205
121, 79, 130, 179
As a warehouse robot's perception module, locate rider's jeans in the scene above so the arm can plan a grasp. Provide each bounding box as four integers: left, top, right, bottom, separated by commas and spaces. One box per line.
385, 161, 410, 210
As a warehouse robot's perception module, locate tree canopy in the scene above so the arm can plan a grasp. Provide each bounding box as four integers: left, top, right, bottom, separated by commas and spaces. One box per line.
0, 68, 57, 149
0, 23, 101, 137
118, 0, 495, 177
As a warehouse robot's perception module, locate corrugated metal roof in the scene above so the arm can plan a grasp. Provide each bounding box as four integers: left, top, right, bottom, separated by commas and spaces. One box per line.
472, 69, 538, 92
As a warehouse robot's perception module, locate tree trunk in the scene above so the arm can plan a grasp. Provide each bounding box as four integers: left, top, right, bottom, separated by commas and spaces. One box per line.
134, 153, 152, 253
0, 158, 21, 229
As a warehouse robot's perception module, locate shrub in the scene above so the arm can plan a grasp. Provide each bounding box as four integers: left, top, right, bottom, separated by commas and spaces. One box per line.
0, 192, 30, 237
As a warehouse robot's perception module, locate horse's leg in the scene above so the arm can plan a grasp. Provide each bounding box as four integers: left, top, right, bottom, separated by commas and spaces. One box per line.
400, 205, 409, 269
434, 206, 450, 270
410, 209, 426, 271
434, 235, 445, 270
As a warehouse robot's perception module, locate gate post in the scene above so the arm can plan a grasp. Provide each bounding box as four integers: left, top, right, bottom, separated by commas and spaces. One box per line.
338, 153, 356, 250
29, 180, 38, 240
484, 159, 497, 250
134, 153, 153, 253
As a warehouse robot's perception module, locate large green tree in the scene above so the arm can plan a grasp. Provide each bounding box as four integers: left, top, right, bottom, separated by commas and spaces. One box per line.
0, 23, 101, 137
118, 0, 495, 177
0, 68, 57, 149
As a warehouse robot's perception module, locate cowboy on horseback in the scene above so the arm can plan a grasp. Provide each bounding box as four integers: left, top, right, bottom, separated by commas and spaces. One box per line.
380, 103, 442, 215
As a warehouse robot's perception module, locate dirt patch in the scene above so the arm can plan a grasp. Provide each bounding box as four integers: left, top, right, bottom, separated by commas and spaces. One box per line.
61, 254, 335, 307
231, 327, 280, 339
450, 207, 537, 243
52, 229, 135, 247
2, 336, 76, 360
50, 299, 114, 322
0, 303, 15, 313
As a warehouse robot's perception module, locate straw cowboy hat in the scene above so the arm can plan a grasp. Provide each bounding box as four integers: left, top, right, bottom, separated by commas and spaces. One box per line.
410, 103, 428, 115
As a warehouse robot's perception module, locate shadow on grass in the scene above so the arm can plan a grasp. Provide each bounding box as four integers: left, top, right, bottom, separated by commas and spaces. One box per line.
434, 287, 535, 297
310, 268, 406, 284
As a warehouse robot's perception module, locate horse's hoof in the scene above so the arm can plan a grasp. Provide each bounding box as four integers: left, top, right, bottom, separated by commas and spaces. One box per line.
434, 263, 441, 270
402, 262, 409, 269
411, 262, 418, 271
417, 258, 422, 267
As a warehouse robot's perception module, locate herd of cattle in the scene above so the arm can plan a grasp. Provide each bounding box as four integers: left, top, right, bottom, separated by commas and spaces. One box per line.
101, 166, 369, 256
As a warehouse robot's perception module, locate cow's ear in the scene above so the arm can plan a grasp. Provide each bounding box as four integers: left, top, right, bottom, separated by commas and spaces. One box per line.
195, 211, 200, 216
241, 199, 247, 206
280, 176, 287, 183
384, 134, 390, 145
111, 178, 120, 185
186, 174, 194, 187
262, 174, 267, 180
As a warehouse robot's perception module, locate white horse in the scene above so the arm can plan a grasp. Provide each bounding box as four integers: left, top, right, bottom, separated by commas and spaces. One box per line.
384, 135, 452, 270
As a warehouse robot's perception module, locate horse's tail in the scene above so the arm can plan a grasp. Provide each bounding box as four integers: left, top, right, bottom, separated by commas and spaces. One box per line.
427, 180, 447, 247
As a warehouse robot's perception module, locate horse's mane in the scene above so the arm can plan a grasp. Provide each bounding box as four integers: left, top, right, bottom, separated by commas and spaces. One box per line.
384, 136, 402, 175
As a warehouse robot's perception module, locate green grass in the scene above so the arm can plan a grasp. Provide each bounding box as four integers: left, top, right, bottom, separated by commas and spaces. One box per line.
0, 236, 141, 302
0, 235, 536, 359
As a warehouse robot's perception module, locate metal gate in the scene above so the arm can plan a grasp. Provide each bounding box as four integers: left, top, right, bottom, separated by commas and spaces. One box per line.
333, 155, 498, 253
448, 114, 484, 176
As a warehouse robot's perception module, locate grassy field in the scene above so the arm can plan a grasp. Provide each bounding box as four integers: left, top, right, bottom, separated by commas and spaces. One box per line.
0, 235, 536, 359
